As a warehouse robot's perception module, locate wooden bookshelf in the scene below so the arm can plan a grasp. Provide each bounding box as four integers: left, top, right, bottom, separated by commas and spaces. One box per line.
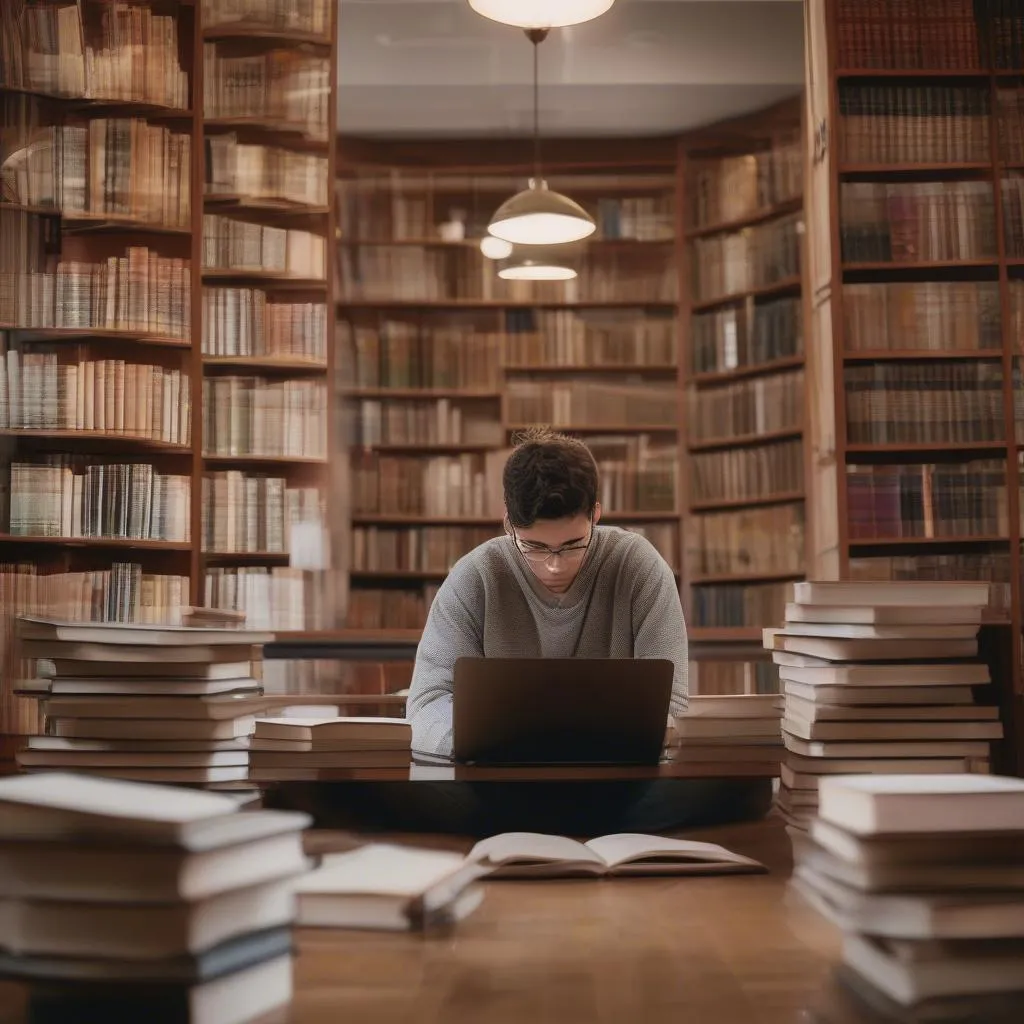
335, 150, 684, 657
0, 0, 342, 733
679, 101, 807, 661
803, 0, 1024, 764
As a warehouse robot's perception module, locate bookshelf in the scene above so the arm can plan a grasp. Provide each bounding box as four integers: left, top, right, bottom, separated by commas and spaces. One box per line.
335, 147, 683, 651
0, 0, 340, 735
672, 102, 806, 702
803, 0, 1024, 762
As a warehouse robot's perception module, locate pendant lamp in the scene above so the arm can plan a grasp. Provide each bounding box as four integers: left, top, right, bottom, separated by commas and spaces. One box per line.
487, 30, 596, 246
479, 235, 514, 260
468, 0, 616, 30
497, 244, 579, 281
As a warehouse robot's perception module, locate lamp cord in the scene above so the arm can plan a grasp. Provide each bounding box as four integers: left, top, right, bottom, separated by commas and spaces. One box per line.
526, 28, 549, 184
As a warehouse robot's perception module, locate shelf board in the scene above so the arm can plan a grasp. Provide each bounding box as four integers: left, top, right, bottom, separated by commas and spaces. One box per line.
506, 423, 677, 435
342, 388, 500, 400
356, 442, 500, 455
350, 511, 680, 526
203, 195, 331, 219
689, 427, 801, 453
0, 429, 190, 452
686, 198, 803, 240
689, 570, 805, 586
843, 260, 997, 272
201, 270, 328, 289
203, 454, 328, 465
689, 276, 801, 314
0, 534, 190, 551
847, 535, 1010, 549
338, 299, 678, 310
202, 25, 332, 48
503, 363, 679, 375
690, 491, 805, 514
835, 68, 989, 78
202, 117, 328, 149
839, 162, 992, 175
203, 551, 291, 563
337, 237, 674, 248
203, 357, 327, 373
350, 570, 449, 581
844, 349, 1005, 361
690, 354, 804, 386
271, 629, 423, 644
61, 214, 190, 236
845, 441, 1008, 455
5, 328, 190, 348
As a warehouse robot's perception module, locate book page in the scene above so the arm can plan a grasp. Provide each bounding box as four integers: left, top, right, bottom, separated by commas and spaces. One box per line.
468, 832, 601, 867
585, 833, 760, 869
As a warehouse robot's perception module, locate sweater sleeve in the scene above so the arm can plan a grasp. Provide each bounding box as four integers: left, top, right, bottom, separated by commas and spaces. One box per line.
406, 558, 485, 757
629, 537, 689, 716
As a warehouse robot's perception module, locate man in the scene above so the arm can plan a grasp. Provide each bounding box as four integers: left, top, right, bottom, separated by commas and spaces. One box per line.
376, 429, 771, 836
408, 428, 688, 758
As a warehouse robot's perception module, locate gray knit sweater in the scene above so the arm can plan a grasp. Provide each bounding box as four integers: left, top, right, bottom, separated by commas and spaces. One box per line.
407, 525, 689, 757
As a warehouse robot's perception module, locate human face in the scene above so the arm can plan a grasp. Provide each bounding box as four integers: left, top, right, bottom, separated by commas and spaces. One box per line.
508, 506, 600, 594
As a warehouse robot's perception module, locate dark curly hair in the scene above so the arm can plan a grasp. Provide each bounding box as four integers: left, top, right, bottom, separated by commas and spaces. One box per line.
503, 428, 599, 528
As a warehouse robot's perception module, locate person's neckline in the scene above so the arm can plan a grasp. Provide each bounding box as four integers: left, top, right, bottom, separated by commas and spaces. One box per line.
504, 525, 605, 609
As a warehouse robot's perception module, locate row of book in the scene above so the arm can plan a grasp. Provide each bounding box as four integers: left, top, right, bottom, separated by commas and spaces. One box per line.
5, 460, 191, 542
505, 380, 679, 429
0, 4, 188, 107
202, 0, 332, 36
338, 177, 674, 243
846, 461, 1010, 541
690, 579, 790, 631
340, 313, 679, 388
202, 216, 327, 280
690, 212, 801, 304
204, 567, 329, 631
346, 399, 503, 449
997, 175, 1024, 257
347, 584, 440, 630
0, 351, 190, 443
689, 139, 802, 230
837, 84, 991, 165
202, 377, 327, 460
690, 439, 804, 506
205, 136, 329, 210
201, 473, 323, 555
688, 660, 780, 697
689, 370, 803, 443
0, 245, 191, 338
840, 181, 995, 263
842, 281, 1001, 353
203, 45, 330, 139
203, 291, 327, 361
338, 245, 678, 303
3, 120, 191, 229
844, 361, 1010, 445
690, 296, 802, 377
686, 502, 805, 579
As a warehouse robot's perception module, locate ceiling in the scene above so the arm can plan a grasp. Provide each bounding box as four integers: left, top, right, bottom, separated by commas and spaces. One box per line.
336, 0, 805, 138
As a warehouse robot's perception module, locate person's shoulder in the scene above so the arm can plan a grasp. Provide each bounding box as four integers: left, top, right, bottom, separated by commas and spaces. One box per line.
442, 534, 509, 590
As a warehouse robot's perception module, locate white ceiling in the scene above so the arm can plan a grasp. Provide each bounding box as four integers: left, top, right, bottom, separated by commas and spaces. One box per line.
337, 0, 805, 137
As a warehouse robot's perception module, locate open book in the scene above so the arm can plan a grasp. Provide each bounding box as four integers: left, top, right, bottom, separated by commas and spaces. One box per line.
467, 832, 766, 878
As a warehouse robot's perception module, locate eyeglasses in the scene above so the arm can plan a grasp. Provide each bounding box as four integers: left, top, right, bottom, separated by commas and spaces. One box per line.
510, 516, 594, 567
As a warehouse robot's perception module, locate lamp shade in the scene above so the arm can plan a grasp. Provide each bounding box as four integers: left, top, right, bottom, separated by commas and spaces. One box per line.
497, 244, 579, 281
480, 235, 514, 260
468, 0, 615, 29
488, 179, 596, 245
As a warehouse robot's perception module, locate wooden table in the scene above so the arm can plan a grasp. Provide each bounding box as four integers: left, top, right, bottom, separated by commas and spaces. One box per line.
1, 817, 851, 1024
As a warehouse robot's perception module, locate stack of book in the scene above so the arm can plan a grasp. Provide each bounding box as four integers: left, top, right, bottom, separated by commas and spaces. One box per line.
664, 695, 783, 770
13, 618, 276, 789
792, 774, 1024, 1020
248, 716, 412, 780
0, 773, 311, 1024
763, 581, 1001, 831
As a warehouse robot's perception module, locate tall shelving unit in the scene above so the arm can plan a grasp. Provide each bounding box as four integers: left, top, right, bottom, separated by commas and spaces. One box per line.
803, 0, 1024, 761
333, 142, 683, 674
0, 0, 341, 738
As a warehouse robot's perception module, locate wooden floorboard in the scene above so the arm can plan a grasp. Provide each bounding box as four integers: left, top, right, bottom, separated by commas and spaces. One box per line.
0, 815, 846, 1024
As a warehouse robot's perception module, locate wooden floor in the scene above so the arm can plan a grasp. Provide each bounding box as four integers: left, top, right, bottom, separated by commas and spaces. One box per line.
1, 815, 850, 1024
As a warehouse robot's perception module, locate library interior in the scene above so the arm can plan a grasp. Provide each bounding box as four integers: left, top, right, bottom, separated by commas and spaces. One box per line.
3, 0, 1024, 1021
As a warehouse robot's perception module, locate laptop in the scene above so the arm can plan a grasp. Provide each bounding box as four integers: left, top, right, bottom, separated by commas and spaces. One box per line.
452, 657, 673, 766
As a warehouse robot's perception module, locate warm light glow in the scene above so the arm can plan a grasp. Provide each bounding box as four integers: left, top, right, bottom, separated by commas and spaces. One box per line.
499, 262, 578, 281
480, 235, 514, 260
468, 0, 615, 29
488, 182, 596, 245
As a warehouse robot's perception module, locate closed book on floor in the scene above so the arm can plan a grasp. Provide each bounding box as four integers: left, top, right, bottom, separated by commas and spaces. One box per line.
18, 618, 276, 647
467, 832, 765, 878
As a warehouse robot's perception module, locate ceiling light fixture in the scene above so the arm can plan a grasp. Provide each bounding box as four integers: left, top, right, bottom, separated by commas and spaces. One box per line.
480, 235, 514, 260
487, 30, 596, 246
468, 0, 616, 30
498, 244, 579, 281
